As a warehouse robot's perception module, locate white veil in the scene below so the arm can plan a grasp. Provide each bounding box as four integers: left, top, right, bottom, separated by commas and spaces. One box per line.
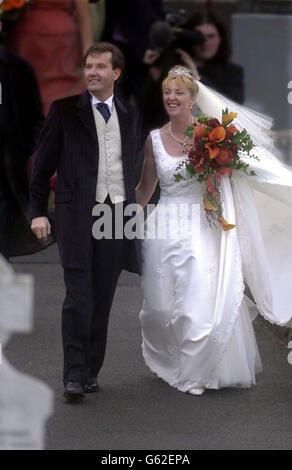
195, 81, 292, 327
196, 81, 286, 159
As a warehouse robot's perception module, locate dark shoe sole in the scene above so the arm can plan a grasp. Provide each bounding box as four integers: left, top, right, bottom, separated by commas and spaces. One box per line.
83, 385, 99, 393
63, 390, 85, 399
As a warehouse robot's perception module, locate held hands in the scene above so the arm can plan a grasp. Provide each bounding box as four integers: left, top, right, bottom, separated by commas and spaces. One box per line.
31, 217, 51, 240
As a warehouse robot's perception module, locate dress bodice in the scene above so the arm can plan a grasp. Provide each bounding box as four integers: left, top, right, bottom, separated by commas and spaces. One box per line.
150, 129, 205, 203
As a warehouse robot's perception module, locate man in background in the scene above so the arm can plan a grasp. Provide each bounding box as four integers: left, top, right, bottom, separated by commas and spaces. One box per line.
0, 21, 45, 259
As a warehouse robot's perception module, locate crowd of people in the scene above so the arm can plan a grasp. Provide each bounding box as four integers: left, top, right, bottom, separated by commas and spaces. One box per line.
1, 1, 244, 116
0, 1, 245, 260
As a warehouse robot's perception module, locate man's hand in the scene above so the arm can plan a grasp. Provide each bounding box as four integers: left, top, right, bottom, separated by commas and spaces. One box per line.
143, 49, 160, 65
31, 217, 51, 240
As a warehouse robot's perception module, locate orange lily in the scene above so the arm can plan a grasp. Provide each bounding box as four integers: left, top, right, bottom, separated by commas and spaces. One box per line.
203, 191, 219, 212
209, 126, 226, 142
222, 112, 237, 127
205, 174, 218, 195
205, 127, 226, 159
218, 216, 236, 231
205, 142, 220, 159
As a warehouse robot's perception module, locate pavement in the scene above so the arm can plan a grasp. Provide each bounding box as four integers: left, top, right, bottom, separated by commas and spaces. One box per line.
4, 243, 292, 450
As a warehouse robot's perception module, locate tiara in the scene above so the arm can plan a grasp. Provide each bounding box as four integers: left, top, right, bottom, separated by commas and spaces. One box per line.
168, 67, 193, 79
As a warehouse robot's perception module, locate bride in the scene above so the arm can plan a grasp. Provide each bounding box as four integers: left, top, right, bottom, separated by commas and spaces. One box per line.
135, 66, 292, 396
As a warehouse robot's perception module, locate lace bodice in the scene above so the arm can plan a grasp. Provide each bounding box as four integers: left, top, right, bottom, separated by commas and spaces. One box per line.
151, 129, 205, 202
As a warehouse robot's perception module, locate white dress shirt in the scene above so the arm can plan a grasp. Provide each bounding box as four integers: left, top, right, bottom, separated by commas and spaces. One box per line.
89, 92, 114, 114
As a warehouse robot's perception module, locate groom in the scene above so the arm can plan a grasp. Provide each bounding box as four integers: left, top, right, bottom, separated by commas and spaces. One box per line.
30, 43, 142, 399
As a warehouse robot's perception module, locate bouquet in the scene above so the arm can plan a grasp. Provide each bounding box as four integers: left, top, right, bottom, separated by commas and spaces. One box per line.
174, 109, 258, 231
0, 0, 31, 20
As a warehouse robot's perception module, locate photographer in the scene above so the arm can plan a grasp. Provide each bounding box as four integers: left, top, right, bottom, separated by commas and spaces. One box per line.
95, 0, 164, 98
184, 9, 244, 104
138, 19, 204, 143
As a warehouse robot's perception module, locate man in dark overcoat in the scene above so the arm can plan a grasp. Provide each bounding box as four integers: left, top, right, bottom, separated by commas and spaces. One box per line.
30, 42, 142, 399
0, 21, 45, 259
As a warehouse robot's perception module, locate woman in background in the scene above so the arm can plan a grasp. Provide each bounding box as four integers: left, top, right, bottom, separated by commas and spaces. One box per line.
6, 0, 93, 115
184, 9, 244, 104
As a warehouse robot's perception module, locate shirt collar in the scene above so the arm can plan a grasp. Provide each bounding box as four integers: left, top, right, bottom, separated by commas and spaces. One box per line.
90, 92, 114, 113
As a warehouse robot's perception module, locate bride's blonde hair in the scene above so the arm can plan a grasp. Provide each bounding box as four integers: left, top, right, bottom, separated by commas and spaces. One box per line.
162, 66, 199, 99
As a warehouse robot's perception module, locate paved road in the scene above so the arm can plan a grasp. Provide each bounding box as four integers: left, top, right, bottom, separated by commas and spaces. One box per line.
5, 244, 292, 450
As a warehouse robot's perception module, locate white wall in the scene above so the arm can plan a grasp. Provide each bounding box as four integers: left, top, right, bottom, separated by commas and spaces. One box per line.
232, 14, 292, 130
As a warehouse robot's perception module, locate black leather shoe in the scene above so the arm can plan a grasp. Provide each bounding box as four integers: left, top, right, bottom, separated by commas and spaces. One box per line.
83, 377, 99, 393
63, 381, 85, 398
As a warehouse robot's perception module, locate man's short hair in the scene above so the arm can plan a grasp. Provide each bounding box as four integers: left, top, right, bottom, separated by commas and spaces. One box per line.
83, 42, 125, 73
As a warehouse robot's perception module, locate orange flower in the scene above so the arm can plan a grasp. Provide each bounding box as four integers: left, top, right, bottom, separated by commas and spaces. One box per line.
205, 142, 219, 159
204, 191, 219, 212
222, 112, 237, 127
226, 124, 239, 136
195, 124, 209, 139
205, 174, 218, 195
2, 0, 25, 10
216, 148, 233, 165
194, 165, 203, 173
215, 166, 232, 178
12, 0, 25, 7
218, 216, 236, 231
2, 0, 14, 11
204, 127, 226, 159
191, 156, 204, 173
209, 126, 226, 143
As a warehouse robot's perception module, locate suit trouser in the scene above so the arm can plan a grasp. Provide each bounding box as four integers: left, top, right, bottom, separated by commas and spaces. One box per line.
62, 198, 126, 386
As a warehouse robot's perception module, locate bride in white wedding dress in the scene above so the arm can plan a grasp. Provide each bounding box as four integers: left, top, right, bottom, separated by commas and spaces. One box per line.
135, 66, 292, 396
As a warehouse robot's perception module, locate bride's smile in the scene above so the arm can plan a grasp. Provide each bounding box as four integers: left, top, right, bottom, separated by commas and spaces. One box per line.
163, 80, 195, 118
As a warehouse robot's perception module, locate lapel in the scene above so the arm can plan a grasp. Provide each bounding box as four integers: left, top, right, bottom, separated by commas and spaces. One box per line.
114, 96, 132, 169
75, 90, 98, 146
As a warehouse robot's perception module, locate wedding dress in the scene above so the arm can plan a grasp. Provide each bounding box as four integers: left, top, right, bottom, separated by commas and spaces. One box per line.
139, 83, 292, 392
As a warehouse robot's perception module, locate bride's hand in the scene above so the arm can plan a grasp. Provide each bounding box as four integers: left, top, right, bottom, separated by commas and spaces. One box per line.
176, 49, 200, 80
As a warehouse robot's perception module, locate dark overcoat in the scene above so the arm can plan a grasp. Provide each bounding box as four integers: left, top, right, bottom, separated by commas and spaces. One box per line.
0, 45, 48, 257
30, 90, 142, 273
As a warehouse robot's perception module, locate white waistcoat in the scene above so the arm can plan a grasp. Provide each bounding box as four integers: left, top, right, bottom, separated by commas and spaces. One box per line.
92, 103, 126, 204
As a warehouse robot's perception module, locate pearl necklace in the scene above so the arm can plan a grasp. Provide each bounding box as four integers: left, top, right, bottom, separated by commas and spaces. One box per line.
169, 117, 194, 147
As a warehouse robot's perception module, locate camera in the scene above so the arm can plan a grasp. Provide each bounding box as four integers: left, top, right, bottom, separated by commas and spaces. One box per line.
150, 9, 205, 56
165, 9, 186, 27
